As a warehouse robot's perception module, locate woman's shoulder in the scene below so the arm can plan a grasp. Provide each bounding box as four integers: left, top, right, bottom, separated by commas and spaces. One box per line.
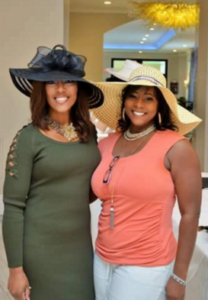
156, 129, 184, 143
14, 123, 36, 139
98, 132, 120, 148
7, 124, 36, 163
10, 123, 37, 149
153, 129, 186, 154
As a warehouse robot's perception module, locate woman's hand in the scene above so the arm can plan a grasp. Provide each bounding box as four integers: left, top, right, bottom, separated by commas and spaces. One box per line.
8, 267, 31, 300
165, 277, 185, 300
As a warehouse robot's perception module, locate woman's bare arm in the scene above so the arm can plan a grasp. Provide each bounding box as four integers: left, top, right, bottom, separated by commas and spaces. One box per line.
165, 139, 202, 300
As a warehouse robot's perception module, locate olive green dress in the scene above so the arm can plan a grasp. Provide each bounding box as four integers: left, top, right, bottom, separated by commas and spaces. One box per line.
2, 123, 100, 300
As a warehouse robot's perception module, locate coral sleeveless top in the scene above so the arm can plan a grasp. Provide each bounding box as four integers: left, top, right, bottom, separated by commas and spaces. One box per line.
91, 130, 185, 266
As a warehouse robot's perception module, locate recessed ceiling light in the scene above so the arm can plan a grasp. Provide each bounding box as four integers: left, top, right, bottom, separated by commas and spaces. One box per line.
139, 51, 143, 53
140, 41, 144, 44
173, 49, 177, 52
150, 28, 154, 31
145, 34, 149, 37
104, 1, 111, 4
142, 38, 147, 41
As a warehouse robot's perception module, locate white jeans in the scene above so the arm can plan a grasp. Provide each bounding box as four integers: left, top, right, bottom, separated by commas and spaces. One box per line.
94, 252, 174, 300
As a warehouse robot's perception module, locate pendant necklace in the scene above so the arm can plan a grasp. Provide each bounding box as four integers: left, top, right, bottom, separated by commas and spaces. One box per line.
109, 132, 152, 229
45, 116, 78, 142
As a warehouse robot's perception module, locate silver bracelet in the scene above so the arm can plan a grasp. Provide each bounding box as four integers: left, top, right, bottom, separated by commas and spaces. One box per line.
171, 273, 186, 286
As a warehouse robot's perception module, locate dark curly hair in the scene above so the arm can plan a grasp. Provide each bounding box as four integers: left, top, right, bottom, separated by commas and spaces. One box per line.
117, 85, 178, 133
30, 81, 93, 143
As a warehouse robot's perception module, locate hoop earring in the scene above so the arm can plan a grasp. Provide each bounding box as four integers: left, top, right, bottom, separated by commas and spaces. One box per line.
122, 108, 126, 121
158, 113, 162, 125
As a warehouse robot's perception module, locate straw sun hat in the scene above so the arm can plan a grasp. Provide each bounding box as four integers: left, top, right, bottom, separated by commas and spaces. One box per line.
92, 65, 202, 135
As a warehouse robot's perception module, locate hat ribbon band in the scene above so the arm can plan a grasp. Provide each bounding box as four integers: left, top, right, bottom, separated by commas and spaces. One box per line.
130, 75, 164, 87
27, 46, 86, 78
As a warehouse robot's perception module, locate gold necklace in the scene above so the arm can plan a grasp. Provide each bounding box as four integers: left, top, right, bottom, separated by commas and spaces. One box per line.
109, 134, 149, 229
45, 116, 78, 142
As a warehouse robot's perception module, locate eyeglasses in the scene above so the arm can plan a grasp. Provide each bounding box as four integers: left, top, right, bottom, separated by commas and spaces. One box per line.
103, 156, 120, 184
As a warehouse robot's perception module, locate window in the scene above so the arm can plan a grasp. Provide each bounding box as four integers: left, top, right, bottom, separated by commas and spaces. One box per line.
142, 60, 166, 75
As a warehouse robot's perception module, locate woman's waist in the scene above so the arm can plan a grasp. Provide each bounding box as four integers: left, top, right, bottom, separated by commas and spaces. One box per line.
96, 229, 177, 266
23, 216, 91, 242
97, 224, 170, 248
98, 201, 173, 228
97, 210, 174, 251
24, 203, 91, 233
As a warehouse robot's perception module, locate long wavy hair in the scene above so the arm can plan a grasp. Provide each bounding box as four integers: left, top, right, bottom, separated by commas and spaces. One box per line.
30, 81, 93, 143
117, 85, 178, 133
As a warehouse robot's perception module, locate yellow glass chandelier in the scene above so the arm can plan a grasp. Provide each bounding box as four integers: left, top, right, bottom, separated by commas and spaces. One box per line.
129, 1, 200, 30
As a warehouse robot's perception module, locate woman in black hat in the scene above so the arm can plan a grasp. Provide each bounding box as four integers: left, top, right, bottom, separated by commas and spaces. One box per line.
2, 45, 103, 300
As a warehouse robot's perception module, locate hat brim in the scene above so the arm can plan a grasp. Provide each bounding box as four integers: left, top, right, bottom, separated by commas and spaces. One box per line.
92, 81, 202, 135
9, 68, 104, 109
105, 68, 129, 81
105, 60, 142, 82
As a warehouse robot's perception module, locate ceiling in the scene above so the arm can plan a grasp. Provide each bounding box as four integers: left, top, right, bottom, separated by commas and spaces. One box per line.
70, 0, 197, 14
70, 0, 197, 53
104, 20, 196, 53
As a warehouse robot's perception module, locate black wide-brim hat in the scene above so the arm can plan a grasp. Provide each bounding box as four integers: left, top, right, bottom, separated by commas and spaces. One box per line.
9, 44, 104, 109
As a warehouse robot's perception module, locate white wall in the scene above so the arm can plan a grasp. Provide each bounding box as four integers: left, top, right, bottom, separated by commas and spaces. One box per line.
0, 0, 65, 194
194, 0, 208, 170
103, 51, 189, 98
64, 0, 71, 48
69, 13, 129, 81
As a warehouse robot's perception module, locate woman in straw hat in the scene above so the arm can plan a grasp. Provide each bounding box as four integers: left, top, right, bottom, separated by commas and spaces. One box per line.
2, 44, 104, 300
91, 65, 202, 300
